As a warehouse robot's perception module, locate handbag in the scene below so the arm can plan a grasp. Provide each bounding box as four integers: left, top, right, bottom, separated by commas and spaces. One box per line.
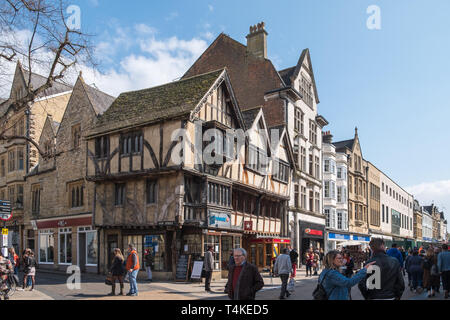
287, 278, 295, 293
430, 264, 439, 276
312, 270, 334, 300
105, 273, 113, 286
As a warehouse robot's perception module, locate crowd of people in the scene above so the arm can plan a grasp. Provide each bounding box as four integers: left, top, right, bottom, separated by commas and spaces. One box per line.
0, 247, 37, 300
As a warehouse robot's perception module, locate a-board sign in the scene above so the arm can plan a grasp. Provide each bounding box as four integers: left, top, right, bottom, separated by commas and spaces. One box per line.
190, 260, 204, 280
175, 254, 191, 282
0, 200, 12, 221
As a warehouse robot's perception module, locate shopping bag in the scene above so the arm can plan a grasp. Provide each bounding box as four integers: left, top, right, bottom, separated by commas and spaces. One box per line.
105, 273, 113, 286
287, 278, 295, 292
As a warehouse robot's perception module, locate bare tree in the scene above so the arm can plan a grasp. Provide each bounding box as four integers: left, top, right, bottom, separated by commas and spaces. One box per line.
0, 0, 94, 159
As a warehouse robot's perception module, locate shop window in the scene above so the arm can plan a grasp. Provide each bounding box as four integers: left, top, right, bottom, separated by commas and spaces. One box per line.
204, 235, 220, 270
143, 234, 165, 271
79, 227, 97, 265
39, 230, 54, 263
182, 234, 202, 261
59, 228, 72, 264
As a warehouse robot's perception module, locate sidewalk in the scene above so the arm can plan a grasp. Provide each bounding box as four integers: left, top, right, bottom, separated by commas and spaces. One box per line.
85, 270, 319, 300
9, 288, 53, 300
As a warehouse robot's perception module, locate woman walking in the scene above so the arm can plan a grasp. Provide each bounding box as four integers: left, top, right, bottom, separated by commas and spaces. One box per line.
305, 249, 314, 277
422, 248, 440, 298
22, 249, 36, 291
8, 248, 19, 275
109, 248, 126, 296
318, 250, 375, 300
406, 250, 423, 293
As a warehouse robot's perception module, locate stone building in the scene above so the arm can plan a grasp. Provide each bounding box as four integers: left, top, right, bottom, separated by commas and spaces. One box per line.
0, 62, 72, 253
85, 68, 294, 280
184, 23, 329, 266
333, 128, 371, 247
23, 74, 114, 272
413, 199, 423, 243
366, 161, 382, 241
322, 131, 349, 252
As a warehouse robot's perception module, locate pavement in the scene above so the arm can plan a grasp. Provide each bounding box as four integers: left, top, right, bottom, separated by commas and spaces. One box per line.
6, 268, 449, 300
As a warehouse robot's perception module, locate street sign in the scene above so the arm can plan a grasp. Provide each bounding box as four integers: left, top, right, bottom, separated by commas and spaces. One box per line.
0, 200, 12, 221
1, 228, 7, 235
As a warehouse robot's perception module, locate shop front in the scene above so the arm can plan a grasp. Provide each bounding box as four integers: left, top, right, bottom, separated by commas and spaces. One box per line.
247, 237, 290, 271
299, 222, 325, 264
326, 231, 351, 252
351, 235, 371, 249
32, 214, 98, 273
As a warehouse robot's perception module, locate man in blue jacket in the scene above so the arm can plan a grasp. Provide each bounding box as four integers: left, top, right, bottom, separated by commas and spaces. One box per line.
437, 244, 450, 299
387, 243, 404, 267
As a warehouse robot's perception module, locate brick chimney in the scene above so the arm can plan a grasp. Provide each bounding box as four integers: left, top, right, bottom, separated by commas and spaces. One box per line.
246, 22, 268, 59
322, 131, 333, 144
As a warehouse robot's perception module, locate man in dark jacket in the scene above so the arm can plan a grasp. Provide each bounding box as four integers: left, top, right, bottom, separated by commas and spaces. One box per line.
358, 238, 405, 300
289, 248, 299, 277
225, 248, 264, 300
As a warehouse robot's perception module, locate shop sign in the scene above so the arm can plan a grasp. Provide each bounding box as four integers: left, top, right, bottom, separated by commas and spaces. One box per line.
0, 200, 12, 221
208, 211, 231, 229
328, 233, 350, 240
352, 235, 370, 242
57, 220, 67, 227
244, 221, 253, 231
304, 228, 323, 236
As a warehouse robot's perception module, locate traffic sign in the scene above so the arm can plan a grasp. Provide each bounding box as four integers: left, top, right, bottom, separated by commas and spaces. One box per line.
0, 200, 12, 221
1, 229, 7, 235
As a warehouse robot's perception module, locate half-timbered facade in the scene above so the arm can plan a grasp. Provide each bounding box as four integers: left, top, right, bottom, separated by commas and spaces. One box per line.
85, 69, 294, 279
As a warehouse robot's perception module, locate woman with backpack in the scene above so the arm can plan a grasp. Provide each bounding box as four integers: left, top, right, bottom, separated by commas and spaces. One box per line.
108, 248, 126, 296
315, 250, 375, 300
422, 248, 440, 298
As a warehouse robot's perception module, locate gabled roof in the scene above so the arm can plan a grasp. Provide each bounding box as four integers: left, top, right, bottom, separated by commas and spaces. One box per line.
182, 33, 285, 127
333, 139, 355, 152
81, 79, 115, 116
87, 69, 226, 137
278, 67, 295, 86
242, 107, 262, 130
22, 68, 73, 98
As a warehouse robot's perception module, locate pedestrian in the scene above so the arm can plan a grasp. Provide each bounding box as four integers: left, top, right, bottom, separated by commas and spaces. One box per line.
125, 244, 140, 296
313, 250, 320, 276
144, 249, 154, 282
406, 249, 423, 293
21, 249, 36, 291
319, 248, 325, 270
203, 246, 214, 292
273, 248, 292, 299
289, 248, 299, 277
405, 249, 413, 288
227, 249, 235, 270
225, 248, 264, 300
342, 251, 354, 278
0, 250, 14, 300
305, 249, 313, 277
317, 250, 374, 300
109, 248, 125, 296
386, 243, 404, 268
7, 248, 19, 275
422, 248, 440, 298
358, 238, 405, 300
400, 247, 407, 275
437, 244, 450, 299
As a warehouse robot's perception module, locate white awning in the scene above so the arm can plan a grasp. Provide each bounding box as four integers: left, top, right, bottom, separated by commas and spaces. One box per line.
338, 240, 363, 247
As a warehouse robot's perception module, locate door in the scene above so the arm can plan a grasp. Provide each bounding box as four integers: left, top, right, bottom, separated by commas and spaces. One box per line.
78, 233, 86, 272
221, 236, 232, 278
107, 235, 118, 270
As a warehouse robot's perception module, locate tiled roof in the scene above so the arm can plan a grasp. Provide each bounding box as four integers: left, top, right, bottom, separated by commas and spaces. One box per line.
278, 67, 295, 86
22, 69, 73, 97
182, 33, 285, 127
88, 69, 225, 136
242, 108, 261, 130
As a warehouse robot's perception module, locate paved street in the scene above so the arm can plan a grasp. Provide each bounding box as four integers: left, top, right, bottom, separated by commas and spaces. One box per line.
7, 268, 448, 300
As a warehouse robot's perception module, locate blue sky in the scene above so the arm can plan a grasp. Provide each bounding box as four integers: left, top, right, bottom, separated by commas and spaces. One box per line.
9, 0, 450, 221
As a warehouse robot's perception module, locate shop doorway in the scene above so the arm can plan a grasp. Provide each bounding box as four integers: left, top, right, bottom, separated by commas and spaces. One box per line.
221, 236, 232, 278
107, 235, 118, 270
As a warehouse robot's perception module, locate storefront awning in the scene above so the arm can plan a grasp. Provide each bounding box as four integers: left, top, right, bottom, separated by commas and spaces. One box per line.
251, 236, 291, 244
338, 240, 364, 247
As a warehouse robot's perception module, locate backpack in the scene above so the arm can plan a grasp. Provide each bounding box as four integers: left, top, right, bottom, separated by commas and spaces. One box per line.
312, 270, 334, 300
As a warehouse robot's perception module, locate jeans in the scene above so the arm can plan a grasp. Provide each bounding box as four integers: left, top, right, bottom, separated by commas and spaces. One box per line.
279, 274, 289, 298
128, 269, 138, 294
442, 271, 450, 292
411, 270, 423, 289
306, 264, 312, 276
146, 263, 152, 280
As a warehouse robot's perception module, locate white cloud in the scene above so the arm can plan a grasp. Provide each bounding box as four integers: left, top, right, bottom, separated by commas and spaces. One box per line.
208, 5, 214, 12
406, 180, 450, 223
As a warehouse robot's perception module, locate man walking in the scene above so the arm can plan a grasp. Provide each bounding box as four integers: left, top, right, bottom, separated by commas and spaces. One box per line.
204, 246, 214, 292
274, 248, 292, 299
289, 248, 299, 277
225, 248, 264, 300
144, 249, 153, 282
126, 244, 140, 296
437, 244, 450, 299
358, 238, 405, 300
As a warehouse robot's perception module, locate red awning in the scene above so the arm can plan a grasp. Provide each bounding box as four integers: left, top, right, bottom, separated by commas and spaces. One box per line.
36, 216, 92, 229
250, 238, 291, 244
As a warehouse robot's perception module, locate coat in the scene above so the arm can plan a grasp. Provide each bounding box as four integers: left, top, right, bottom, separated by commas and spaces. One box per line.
111, 256, 125, 276
406, 255, 423, 274
273, 254, 292, 275
225, 262, 264, 300
422, 256, 440, 289
319, 268, 367, 300
204, 250, 214, 272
